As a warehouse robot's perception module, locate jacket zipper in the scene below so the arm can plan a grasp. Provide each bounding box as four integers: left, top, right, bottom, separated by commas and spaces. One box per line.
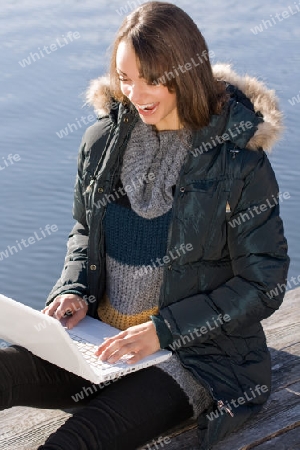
160, 161, 187, 307
180, 362, 235, 418
217, 400, 234, 417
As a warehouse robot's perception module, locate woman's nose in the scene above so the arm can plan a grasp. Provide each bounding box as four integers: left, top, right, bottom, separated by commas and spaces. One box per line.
126, 84, 146, 105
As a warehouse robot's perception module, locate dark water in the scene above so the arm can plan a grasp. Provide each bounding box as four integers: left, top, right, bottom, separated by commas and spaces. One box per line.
1, 0, 299, 311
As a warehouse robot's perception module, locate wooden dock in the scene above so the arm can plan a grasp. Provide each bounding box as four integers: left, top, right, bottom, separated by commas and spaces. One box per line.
1, 286, 300, 450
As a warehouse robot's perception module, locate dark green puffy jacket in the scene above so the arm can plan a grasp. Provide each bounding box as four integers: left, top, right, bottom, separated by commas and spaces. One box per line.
47, 65, 289, 448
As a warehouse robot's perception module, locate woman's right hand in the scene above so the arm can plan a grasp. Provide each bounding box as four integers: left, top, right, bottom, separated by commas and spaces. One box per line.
42, 294, 88, 329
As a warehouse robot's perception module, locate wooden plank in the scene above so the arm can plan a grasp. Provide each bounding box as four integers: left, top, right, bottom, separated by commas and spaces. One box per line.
247, 426, 300, 449
0, 407, 72, 450
1, 287, 299, 449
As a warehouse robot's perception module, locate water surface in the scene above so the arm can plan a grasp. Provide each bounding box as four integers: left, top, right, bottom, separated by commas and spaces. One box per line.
1, 0, 299, 311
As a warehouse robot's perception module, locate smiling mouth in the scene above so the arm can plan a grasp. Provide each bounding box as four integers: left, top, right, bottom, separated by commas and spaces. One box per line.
136, 102, 159, 115
138, 102, 159, 110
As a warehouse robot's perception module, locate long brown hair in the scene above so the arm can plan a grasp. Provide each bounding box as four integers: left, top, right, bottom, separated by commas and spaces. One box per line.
110, 1, 226, 130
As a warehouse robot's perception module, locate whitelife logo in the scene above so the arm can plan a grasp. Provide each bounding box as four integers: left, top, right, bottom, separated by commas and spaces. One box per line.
250, 2, 300, 34
288, 90, 300, 106
0, 225, 58, 261
0, 154, 21, 171
18, 32, 80, 68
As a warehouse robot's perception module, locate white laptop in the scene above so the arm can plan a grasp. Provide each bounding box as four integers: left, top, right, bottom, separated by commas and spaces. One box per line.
0, 294, 171, 385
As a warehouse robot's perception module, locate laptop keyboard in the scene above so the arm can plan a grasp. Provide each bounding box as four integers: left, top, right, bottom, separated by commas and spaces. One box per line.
68, 332, 132, 371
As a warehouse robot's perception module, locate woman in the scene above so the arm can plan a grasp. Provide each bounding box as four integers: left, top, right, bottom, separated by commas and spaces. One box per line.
0, 2, 289, 449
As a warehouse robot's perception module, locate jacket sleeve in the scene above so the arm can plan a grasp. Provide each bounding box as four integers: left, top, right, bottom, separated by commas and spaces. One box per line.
155, 151, 290, 347
46, 137, 89, 305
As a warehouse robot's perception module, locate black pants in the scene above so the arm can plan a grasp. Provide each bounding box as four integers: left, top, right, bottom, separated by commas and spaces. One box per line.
0, 345, 195, 450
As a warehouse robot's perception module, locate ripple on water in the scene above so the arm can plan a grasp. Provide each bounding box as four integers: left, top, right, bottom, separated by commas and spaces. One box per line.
1, 0, 299, 308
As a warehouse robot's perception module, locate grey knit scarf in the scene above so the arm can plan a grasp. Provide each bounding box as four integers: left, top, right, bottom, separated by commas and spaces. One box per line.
121, 118, 192, 219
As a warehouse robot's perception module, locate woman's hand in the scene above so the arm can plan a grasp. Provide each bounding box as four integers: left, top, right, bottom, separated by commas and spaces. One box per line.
42, 294, 88, 329
95, 321, 160, 364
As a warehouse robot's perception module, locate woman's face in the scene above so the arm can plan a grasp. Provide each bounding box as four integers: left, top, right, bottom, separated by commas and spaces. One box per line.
116, 40, 180, 131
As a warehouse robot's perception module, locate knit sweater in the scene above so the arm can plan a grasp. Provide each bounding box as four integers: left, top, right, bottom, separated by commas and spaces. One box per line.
97, 124, 212, 418
97, 189, 171, 329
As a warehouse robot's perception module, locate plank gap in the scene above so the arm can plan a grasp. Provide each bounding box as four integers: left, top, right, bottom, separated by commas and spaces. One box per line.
242, 420, 300, 450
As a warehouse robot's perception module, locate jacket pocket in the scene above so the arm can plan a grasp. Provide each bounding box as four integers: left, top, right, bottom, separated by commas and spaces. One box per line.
176, 179, 234, 261
188, 179, 219, 197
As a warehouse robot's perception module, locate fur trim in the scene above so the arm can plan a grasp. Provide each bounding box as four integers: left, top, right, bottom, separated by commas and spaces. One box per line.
85, 64, 284, 152
85, 75, 112, 117
213, 64, 283, 151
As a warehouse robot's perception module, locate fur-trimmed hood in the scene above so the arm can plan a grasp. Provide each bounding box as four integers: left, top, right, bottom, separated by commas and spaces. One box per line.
85, 64, 283, 152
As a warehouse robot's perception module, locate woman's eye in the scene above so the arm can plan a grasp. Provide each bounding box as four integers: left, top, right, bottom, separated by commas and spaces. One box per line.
118, 76, 129, 82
